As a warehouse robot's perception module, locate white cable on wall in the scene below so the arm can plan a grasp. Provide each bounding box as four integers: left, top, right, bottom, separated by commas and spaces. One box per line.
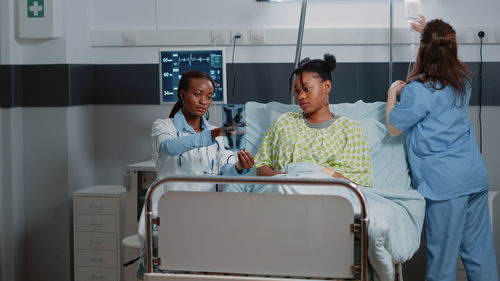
155, 0, 160, 30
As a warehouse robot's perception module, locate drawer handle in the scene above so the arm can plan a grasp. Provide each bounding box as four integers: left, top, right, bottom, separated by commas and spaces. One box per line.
89, 222, 104, 227
88, 204, 104, 209
90, 257, 104, 261
90, 274, 104, 279
89, 239, 104, 244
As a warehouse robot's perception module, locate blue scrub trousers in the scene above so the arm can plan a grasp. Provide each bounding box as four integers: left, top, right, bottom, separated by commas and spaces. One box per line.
425, 190, 498, 281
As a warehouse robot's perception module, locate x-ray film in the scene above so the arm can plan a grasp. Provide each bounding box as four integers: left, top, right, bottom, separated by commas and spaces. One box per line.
222, 104, 246, 151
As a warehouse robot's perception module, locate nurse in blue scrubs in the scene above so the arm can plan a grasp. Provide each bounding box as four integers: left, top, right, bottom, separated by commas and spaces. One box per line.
386, 18, 498, 281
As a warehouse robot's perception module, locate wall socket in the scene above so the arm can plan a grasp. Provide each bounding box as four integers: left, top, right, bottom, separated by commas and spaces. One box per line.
211, 30, 227, 45
250, 29, 265, 44
474, 29, 487, 43
230, 30, 247, 43
122, 31, 136, 45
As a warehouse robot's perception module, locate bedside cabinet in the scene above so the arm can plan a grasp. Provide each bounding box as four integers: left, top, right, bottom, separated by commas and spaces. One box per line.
74, 185, 126, 281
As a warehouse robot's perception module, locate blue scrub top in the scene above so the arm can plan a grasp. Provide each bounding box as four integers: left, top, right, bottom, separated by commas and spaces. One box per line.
390, 80, 488, 201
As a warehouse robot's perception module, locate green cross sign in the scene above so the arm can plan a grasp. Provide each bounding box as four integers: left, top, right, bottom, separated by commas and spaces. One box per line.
27, 0, 44, 18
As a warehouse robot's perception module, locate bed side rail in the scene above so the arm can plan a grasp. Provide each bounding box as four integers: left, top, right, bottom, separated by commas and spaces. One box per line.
145, 176, 368, 281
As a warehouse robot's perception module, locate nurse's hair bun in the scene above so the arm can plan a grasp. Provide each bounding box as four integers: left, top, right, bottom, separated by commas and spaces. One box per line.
322, 53, 337, 73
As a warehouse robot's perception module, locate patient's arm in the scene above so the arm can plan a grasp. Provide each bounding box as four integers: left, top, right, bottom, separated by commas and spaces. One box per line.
333, 172, 348, 180
257, 165, 286, 176
321, 167, 348, 180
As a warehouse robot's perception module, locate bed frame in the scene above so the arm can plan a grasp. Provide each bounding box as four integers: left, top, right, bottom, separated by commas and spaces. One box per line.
144, 176, 370, 281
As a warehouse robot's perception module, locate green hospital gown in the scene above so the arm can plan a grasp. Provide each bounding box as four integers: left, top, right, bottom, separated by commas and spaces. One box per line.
255, 112, 373, 186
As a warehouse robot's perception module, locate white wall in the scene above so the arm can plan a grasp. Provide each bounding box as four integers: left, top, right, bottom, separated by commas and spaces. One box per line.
0, 0, 21, 63
4, 0, 500, 64
1, 1, 500, 281
88, 0, 500, 63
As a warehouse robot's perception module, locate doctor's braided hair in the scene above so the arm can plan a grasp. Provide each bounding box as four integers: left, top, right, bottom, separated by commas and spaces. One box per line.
169, 71, 216, 118
289, 53, 337, 91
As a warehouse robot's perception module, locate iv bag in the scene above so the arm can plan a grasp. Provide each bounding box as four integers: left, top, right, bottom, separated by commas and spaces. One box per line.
405, 0, 421, 24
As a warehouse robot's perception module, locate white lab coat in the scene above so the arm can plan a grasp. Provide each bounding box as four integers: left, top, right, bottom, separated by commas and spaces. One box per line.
138, 112, 236, 243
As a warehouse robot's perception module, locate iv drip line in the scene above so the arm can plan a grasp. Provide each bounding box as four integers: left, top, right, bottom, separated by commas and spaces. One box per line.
407, 31, 417, 80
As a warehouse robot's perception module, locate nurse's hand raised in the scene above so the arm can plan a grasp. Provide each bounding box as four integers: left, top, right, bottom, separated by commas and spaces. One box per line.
411, 15, 426, 34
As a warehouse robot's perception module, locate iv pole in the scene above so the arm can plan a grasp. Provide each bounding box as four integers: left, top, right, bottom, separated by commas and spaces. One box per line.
291, 0, 308, 104
291, 0, 394, 101
389, 0, 394, 86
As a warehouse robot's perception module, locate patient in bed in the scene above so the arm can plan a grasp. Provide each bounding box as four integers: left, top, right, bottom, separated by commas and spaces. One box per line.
255, 54, 373, 187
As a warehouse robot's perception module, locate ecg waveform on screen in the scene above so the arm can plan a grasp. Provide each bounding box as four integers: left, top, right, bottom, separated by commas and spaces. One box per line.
177, 55, 211, 66
160, 50, 224, 103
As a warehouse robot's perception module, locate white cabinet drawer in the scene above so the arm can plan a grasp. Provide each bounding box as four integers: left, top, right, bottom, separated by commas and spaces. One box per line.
77, 249, 117, 267
76, 232, 117, 250
77, 267, 117, 281
76, 215, 116, 233
76, 197, 117, 215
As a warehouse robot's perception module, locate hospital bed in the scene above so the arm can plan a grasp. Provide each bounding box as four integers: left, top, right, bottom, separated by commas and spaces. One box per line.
142, 101, 426, 281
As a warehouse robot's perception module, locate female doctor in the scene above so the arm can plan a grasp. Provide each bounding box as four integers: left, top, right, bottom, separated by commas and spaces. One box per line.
138, 70, 254, 241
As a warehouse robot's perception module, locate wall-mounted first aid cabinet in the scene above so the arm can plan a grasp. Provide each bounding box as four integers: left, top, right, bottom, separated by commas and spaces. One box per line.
19, 0, 63, 38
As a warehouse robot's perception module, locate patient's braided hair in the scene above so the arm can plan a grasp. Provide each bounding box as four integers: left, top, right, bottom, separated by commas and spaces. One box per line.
289, 53, 337, 91
169, 71, 216, 118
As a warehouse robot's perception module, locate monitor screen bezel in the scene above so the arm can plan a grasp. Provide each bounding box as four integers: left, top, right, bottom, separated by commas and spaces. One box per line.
158, 47, 227, 104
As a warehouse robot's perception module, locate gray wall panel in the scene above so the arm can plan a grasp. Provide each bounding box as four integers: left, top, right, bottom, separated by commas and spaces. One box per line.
68, 106, 96, 192
0, 108, 6, 281
0, 108, 25, 281
22, 108, 71, 281
94, 105, 169, 184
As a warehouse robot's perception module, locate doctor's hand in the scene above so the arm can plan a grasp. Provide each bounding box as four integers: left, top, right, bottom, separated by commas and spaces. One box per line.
211, 128, 224, 139
411, 15, 426, 34
235, 150, 254, 173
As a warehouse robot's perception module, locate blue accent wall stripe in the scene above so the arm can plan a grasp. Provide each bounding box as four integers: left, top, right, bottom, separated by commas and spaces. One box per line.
94, 64, 159, 105
22, 64, 70, 107
1, 62, 499, 108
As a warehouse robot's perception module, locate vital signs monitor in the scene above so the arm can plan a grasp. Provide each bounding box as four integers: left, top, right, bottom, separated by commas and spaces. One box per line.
159, 47, 227, 103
